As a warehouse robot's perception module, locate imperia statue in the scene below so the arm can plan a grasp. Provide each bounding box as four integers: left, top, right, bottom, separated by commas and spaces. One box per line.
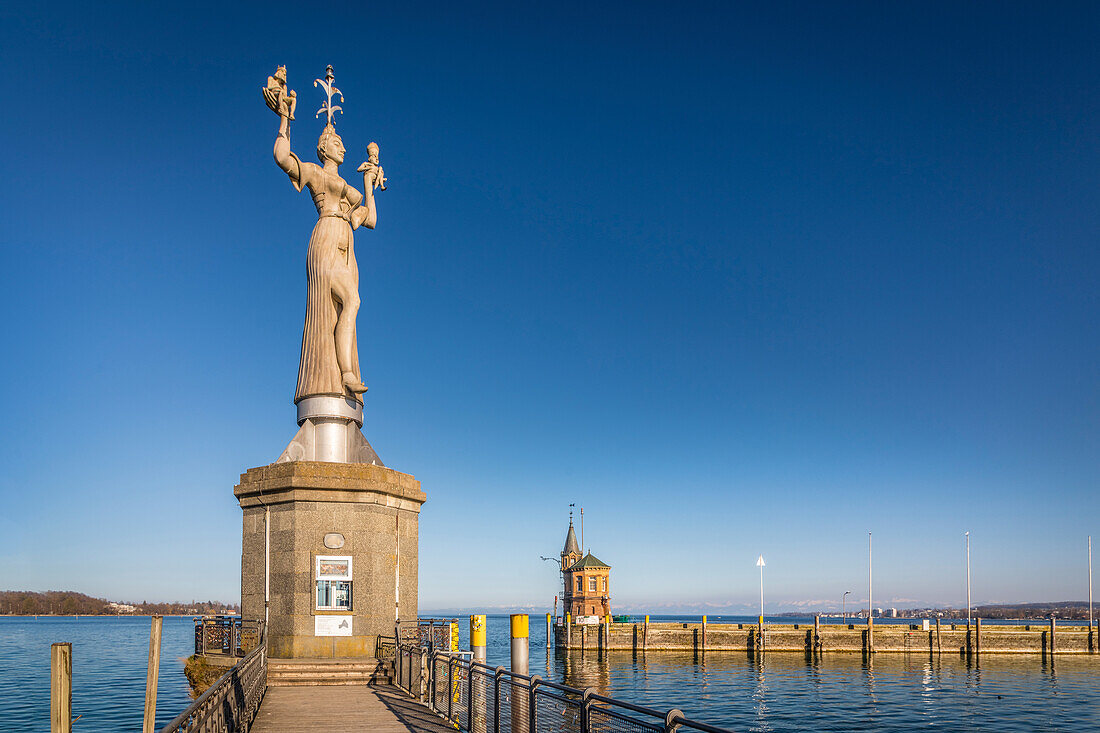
263, 65, 386, 404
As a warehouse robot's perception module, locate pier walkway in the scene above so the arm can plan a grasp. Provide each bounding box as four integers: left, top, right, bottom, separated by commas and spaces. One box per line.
250, 684, 454, 733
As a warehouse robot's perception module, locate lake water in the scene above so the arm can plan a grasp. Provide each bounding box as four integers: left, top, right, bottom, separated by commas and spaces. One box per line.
0, 616, 196, 732
3, 614, 1100, 731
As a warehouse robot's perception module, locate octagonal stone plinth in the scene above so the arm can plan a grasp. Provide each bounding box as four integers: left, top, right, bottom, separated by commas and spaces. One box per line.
235, 461, 425, 658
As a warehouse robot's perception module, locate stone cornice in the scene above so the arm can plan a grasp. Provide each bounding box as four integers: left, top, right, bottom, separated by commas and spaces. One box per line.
234, 460, 426, 511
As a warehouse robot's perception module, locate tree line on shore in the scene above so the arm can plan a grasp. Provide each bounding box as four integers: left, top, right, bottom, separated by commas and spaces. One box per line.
890, 602, 1096, 620
0, 590, 240, 616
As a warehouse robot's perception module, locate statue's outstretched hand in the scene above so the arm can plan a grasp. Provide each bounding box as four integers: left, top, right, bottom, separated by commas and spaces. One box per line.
357, 162, 386, 191
262, 84, 282, 116
263, 75, 296, 119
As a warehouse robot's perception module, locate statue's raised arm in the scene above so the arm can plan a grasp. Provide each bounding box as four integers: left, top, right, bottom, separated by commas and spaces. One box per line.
263, 66, 318, 192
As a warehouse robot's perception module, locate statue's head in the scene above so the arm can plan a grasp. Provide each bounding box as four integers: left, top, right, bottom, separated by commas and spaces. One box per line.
317, 124, 345, 165
366, 141, 379, 163
274, 66, 287, 84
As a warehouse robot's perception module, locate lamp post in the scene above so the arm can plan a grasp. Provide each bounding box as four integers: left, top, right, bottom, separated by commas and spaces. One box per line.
756, 555, 766, 623
1089, 536, 1093, 632
842, 590, 851, 626
966, 532, 971, 629
541, 555, 561, 619
868, 532, 873, 619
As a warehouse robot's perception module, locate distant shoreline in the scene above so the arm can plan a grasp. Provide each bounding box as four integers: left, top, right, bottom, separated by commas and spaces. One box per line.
0, 613, 225, 618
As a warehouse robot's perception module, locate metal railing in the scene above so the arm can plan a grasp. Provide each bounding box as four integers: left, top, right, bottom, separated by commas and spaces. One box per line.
377, 634, 397, 661
162, 623, 267, 733
193, 615, 262, 657
394, 643, 732, 733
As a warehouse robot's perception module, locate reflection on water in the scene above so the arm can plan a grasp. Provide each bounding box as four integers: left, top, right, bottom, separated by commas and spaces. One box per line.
457, 617, 1100, 731
551, 649, 1100, 731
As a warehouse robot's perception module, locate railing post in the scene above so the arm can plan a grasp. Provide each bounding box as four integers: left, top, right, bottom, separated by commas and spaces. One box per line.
431, 652, 438, 712
528, 676, 540, 733
494, 667, 504, 733
468, 658, 478, 733
447, 656, 455, 723
580, 688, 594, 733
664, 708, 684, 733
419, 649, 427, 702
51, 643, 72, 733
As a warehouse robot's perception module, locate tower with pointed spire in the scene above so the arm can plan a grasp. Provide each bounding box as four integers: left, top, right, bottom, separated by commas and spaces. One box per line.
559, 510, 611, 618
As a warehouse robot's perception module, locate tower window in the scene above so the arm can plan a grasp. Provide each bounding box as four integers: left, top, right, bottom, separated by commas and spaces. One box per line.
589, 577, 597, 592
576, 576, 582, 591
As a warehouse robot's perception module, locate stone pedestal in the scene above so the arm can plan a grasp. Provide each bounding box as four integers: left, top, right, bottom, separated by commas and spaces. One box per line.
234, 461, 425, 658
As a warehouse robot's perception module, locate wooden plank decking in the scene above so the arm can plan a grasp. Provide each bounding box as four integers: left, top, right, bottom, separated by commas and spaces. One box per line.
250, 684, 455, 733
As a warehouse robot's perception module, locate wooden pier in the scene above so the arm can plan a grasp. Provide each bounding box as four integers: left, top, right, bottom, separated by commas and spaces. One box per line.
251, 684, 453, 733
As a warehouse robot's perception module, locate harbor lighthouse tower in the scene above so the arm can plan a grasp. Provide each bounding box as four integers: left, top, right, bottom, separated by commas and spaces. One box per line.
560, 515, 611, 619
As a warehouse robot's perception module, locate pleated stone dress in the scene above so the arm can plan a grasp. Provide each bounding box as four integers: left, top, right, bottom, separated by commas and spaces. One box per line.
283, 152, 364, 405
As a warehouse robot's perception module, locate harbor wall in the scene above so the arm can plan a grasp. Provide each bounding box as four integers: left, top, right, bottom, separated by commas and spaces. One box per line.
555, 619, 1098, 655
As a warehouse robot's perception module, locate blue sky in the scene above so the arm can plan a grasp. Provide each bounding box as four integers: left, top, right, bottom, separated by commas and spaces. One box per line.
0, 1, 1097, 613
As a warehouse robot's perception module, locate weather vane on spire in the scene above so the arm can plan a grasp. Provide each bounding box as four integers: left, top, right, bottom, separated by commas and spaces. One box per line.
314, 65, 343, 126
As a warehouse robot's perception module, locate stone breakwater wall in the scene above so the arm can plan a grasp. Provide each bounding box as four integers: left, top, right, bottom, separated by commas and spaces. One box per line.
555, 620, 1099, 655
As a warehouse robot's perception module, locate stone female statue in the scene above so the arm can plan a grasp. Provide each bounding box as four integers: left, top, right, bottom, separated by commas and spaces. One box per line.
264, 66, 385, 404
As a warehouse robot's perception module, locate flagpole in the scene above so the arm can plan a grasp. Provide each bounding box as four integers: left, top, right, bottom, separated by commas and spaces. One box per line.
868, 532, 872, 619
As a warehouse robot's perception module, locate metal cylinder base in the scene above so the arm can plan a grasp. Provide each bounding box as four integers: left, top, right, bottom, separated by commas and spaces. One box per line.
296, 395, 364, 427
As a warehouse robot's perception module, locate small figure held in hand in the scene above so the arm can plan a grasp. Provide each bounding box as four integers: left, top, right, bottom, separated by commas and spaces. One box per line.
358, 142, 386, 191
263, 66, 297, 120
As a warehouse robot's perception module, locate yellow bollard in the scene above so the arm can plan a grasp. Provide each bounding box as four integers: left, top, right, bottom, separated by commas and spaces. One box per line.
510, 615, 530, 733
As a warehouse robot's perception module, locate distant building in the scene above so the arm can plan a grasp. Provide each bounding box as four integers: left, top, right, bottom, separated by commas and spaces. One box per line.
874, 607, 884, 617
887, 608, 898, 618
560, 515, 611, 618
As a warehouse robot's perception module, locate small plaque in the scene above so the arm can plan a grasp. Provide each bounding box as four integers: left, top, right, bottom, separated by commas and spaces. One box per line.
316, 615, 353, 636
323, 533, 345, 549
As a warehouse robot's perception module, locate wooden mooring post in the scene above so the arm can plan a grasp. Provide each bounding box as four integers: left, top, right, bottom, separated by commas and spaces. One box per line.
51, 642, 72, 733
1049, 617, 1056, 656
142, 615, 163, 733
643, 615, 649, 652
975, 617, 982, 656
